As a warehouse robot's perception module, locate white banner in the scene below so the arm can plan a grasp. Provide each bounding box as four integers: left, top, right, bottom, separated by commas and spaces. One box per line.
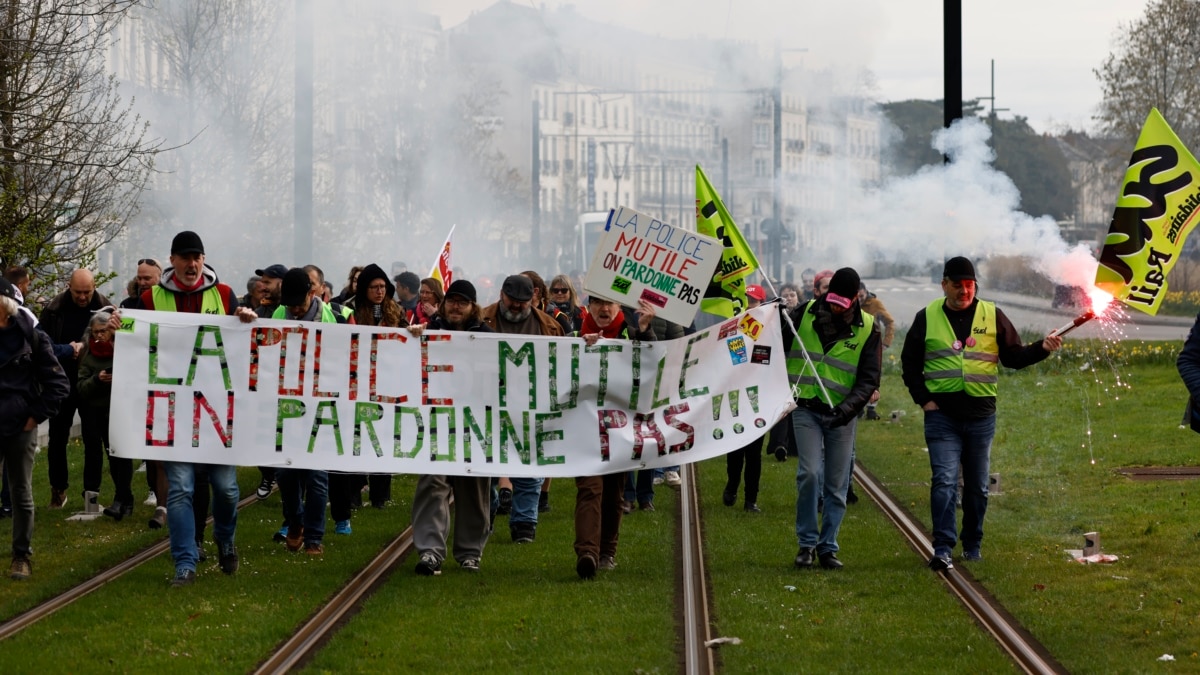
583, 206, 722, 326
109, 306, 793, 477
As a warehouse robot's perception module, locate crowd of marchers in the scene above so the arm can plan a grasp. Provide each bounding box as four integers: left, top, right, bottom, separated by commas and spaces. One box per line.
1, 229, 1076, 587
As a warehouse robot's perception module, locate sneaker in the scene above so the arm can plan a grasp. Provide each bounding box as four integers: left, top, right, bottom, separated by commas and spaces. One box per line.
49, 488, 67, 509
255, 477, 273, 500
143, 492, 157, 507
0, 505, 11, 519
304, 542, 324, 556
496, 487, 512, 515
722, 491, 736, 507
218, 542, 238, 575
510, 523, 535, 544
286, 526, 304, 552
652, 474, 664, 486
148, 506, 166, 530
598, 555, 616, 571
638, 501, 655, 512
576, 553, 597, 579
415, 552, 442, 576
9, 557, 31, 581
928, 553, 954, 572
538, 491, 551, 513
335, 520, 352, 535
774, 446, 788, 462
170, 569, 196, 587
461, 558, 480, 572
664, 470, 681, 487
744, 503, 762, 513
962, 550, 983, 562
273, 525, 288, 543
621, 499, 634, 514
102, 501, 133, 522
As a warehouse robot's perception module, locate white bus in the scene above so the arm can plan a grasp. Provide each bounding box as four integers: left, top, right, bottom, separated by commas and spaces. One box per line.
577, 210, 613, 273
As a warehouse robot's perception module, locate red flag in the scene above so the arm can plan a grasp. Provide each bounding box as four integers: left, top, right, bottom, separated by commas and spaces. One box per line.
428, 225, 454, 290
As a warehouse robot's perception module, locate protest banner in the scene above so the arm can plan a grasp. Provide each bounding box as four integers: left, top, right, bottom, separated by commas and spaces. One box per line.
696, 165, 761, 318
582, 205, 721, 326
109, 306, 793, 478
1095, 108, 1200, 315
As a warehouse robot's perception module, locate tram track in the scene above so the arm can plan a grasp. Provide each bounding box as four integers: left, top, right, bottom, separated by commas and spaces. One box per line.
852, 461, 1067, 675
0, 491, 261, 642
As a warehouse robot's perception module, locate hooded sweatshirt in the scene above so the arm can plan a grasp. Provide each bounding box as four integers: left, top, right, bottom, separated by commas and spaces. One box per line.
140, 264, 239, 315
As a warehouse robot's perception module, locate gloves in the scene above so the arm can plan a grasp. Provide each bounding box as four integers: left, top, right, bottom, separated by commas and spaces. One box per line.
828, 404, 856, 428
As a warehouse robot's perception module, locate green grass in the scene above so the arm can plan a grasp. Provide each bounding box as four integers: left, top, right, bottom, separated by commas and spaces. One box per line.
3, 352, 1200, 672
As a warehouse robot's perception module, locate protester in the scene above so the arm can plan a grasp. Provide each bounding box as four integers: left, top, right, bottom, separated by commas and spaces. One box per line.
481, 274, 564, 543
547, 273, 584, 333
417, 277, 444, 324
723, 285, 768, 512
857, 282, 895, 423
410, 280, 494, 575
394, 271, 420, 322
573, 295, 657, 578
349, 263, 407, 511
266, 268, 354, 556
812, 269, 833, 298
800, 268, 817, 302
523, 270, 571, 335
789, 268, 882, 570
119, 258, 162, 310
900, 256, 1061, 571
127, 230, 249, 586
0, 278, 69, 580
75, 308, 135, 522
779, 283, 801, 311
40, 269, 112, 509
334, 265, 363, 306
254, 264, 286, 319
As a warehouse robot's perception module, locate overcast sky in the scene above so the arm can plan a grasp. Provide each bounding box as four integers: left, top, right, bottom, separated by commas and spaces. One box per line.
423, 0, 1150, 134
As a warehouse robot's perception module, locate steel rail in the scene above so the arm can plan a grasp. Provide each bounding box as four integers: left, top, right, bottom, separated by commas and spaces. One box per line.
252, 525, 417, 674
679, 463, 715, 675
0, 492, 260, 642
853, 461, 1067, 675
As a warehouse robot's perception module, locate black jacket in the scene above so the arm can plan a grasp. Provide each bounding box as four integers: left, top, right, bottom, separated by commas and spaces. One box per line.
0, 311, 71, 436
40, 288, 111, 377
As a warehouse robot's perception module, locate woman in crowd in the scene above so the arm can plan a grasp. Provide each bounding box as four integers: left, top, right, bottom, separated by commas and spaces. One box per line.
77, 309, 135, 520
547, 273, 584, 333
416, 277, 444, 325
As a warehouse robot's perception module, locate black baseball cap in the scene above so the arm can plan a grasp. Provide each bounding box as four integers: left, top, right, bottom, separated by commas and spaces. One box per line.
0, 278, 17, 302
171, 231, 205, 255
943, 256, 977, 281
255, 264, 288, 280
280, 268, 313, 306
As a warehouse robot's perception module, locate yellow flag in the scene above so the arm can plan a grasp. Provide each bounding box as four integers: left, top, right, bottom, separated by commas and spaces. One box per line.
696, 165, 760, 317
1095, 108, 1200, 315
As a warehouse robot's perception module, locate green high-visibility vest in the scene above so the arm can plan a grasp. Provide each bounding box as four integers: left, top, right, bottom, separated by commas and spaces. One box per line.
151, 285, 224, 315
786, 305, 873, 406
272, 300, 339, 324
922, 298, 999, 397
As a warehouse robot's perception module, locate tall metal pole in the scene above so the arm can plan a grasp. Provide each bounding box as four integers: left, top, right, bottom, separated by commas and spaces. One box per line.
943, 0, 963, 138
771, 43, 784, 281
531, 100, 541, 267
294, 0, 313, 264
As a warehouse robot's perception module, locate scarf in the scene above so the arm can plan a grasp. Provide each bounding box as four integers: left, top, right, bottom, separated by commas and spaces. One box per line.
174, 273, 205, 293
89, 338, 114, 358
579, 309, 626, 339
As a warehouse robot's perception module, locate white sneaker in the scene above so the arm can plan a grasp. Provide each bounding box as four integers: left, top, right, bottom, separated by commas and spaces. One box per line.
143, 493, 157, 507
652, 476, 664, 486
664, 470, 681, 487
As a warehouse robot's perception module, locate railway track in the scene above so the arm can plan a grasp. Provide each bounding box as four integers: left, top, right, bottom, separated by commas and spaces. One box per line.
0, 491, 261, 641
852, 461, 1067, 675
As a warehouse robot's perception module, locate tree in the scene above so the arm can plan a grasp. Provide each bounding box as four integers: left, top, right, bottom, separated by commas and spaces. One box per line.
1095, 0, 1200, 150
0, 0, 158, 289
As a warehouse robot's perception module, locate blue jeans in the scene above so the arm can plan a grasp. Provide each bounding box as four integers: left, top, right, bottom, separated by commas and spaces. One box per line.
623, 470, 654, 504
925, 410, 996, 557
792, 407, 856, 555
509, 476, 544, 526
166, 462, 239, 574
277, 468, 328, 544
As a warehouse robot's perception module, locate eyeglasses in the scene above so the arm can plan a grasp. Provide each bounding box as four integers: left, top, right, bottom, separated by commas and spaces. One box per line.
550, 287, 569, 293
137, 258, 161, 269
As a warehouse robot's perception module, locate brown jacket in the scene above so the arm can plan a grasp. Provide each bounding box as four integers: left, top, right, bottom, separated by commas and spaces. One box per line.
480, 303, 565, 337
859, 293, 895, 348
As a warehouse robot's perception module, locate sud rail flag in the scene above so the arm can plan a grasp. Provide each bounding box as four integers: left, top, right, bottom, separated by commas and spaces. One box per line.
108, 307, 793, 477
1095, 108, 1200, 314
428, 225, 454, 289
696, 165, 760, 318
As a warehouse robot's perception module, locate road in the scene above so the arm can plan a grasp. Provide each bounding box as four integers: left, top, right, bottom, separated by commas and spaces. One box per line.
863, 277, 1194, 342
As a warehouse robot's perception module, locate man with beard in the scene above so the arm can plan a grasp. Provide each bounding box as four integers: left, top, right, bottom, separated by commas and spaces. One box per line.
410, 280, 493, 575
480, 274, 564, 543
254, 264, 287, 319
573, 295, 656, 578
